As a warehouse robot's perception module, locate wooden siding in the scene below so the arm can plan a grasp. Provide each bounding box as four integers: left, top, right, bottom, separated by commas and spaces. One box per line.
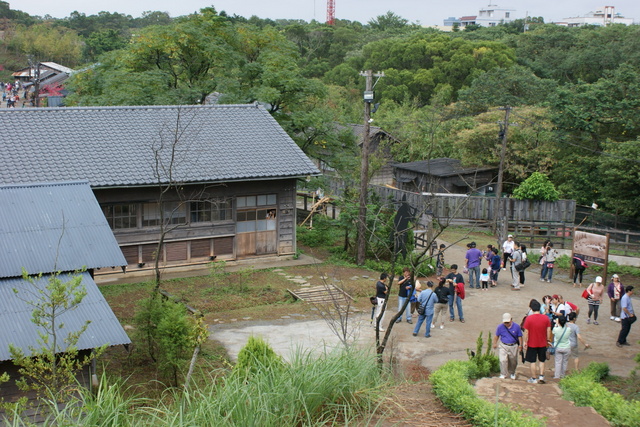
165, 241, 187, 262
121, 245, 139, 265
190, 239, 211, 258
213, 236, 234, 255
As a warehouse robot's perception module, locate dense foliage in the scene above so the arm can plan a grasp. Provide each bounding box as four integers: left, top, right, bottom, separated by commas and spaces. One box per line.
560, 363, 640, 426
2, 6, 640, 217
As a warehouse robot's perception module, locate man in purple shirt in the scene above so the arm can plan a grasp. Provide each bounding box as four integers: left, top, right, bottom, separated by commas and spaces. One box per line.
616, 286, 636, 347
492, 313, 523, 379
465, 241, 483, 289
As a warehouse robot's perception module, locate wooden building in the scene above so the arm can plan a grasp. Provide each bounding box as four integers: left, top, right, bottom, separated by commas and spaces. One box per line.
0, 104, 320, 270
393, 158, 497, 195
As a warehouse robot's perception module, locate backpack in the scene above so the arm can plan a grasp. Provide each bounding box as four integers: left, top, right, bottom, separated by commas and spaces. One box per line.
455, 282, 466, 300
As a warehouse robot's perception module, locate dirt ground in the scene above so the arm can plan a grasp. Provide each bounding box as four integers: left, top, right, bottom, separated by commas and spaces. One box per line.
209, 241, 637, 425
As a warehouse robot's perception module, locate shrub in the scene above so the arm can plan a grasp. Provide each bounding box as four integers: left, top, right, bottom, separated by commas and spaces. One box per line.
430, 360, 542, 426
466, 332, 499, 379
233, 336, 284, 379
560, 362, 640, 426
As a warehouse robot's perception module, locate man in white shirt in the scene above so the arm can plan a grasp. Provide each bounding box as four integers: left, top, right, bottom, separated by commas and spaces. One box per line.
502, 234, 515, 271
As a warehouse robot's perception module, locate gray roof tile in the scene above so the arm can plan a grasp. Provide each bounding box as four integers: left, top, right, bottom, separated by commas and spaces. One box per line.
0, 104, 319, 188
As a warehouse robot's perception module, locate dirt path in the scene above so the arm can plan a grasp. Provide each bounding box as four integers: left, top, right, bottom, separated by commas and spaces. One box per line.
211, 240, 637, 425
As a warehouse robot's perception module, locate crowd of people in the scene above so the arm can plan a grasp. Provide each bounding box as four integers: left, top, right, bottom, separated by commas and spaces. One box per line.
372, 234, 636, 383
1, 80, 29, 108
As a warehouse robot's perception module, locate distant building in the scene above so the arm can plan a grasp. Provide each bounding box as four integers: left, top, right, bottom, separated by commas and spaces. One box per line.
444, 4, 517, 28
556, 6, 634, 27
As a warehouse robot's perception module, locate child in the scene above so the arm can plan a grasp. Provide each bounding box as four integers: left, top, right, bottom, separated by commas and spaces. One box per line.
436, 244, 446, 277
490, 247, 501, 287
480, 268, 490, 290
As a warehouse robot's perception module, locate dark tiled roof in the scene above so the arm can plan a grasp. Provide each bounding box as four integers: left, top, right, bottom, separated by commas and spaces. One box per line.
0, 181, 127, 279
393, 158, 496, 177
0, 272, 131, 361
0, 104, 319, 188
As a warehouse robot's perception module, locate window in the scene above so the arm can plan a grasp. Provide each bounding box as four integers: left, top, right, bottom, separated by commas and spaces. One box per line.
190, 198, 232, 223
142, 202, 186, 227
505, 12, 510, 18
237, 194, 277, 233
102, 204, 138, 229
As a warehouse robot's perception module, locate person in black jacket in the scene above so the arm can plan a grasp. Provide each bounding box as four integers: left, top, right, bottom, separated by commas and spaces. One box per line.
433, 278, 451, 330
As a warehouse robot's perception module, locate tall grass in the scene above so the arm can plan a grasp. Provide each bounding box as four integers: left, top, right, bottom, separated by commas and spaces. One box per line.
33, 347, 385, 426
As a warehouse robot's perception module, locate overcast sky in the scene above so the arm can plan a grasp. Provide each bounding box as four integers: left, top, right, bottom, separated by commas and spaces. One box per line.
14, 1, 640, 26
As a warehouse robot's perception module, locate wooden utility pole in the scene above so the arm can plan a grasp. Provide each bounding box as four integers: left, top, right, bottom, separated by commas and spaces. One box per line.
356, 70, 383, 265
494, 105, 511, 245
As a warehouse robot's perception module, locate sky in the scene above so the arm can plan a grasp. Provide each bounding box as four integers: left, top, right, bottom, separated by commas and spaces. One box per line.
13, 1, 640, 26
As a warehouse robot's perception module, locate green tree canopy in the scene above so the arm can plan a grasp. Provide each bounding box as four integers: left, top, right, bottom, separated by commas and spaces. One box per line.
512, 171, 559, 201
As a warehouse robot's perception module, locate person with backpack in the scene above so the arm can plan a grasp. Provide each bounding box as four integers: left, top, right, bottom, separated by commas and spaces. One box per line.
492, 313, 523, 379
412, 281, 436, 338
573, 255, 588, 288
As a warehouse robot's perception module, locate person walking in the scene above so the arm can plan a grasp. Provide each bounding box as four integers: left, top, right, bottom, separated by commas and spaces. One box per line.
436, 244, 446, 277
413, 281, 436, 338
519, 245, 528, 287
567, 312, 590, 371
540, 242, 557, 283
374, 273, 389, 332
396, 267, 413, 324
465, 241, 483, 289
433, 278, 451, 330
586, 276, 605, 325
523, 299, 551, 384
490, 247, 501, 287
492, 313, 523, 380
616, 286, 636, 347
573, 255, 588, 288
552, 315, 572, 379
502, 234, 515, 270
608, 274, 624, 322
510, 242, 522, 290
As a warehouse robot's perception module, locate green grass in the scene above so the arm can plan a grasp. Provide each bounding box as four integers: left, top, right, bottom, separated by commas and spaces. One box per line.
30, 347, 386, 427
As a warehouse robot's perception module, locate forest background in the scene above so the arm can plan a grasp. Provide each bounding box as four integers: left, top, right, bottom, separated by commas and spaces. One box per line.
1, 2, 640, 220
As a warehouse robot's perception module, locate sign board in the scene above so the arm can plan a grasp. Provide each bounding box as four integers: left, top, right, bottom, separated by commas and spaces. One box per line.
573, 231, 608, 265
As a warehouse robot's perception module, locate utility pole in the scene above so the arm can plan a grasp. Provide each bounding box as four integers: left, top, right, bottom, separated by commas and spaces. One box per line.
494, 105, 511, 246
356, 70, 383, 265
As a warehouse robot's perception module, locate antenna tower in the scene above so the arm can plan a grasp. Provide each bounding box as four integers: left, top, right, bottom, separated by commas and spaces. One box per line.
326, 0, 335, 25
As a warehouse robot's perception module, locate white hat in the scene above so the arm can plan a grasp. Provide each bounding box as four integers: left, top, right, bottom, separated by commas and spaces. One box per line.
502, 313, 512, 322
595, 276, 603, 283
612, 274, 619, 279
508, 234, 513, 238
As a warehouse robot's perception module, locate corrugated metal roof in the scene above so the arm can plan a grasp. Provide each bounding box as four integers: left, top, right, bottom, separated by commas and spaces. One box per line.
0, 181, 127, 279
0, 104, 320, 188
0, 271, 131, 361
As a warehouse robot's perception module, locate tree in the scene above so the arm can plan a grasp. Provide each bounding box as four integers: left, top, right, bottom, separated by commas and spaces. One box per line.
7, 23, 83, 66
598, 139, 640, 218
512, 172, 559, 201
9, 269, 104, 398
368, 11, 410, 32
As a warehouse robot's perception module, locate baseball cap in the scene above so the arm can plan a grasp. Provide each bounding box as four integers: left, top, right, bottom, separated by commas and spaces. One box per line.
595, 276, 603, 283
508, 234, 513, 238
552, 294, 559, 300
612, 274, 619, 279
502, 313, 512, 323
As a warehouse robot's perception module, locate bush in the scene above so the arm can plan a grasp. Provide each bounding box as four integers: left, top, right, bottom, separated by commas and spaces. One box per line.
233, 336, 284, 379
430, 360, 542, 426
466, 332, 499, 379
560, 362, 640, 426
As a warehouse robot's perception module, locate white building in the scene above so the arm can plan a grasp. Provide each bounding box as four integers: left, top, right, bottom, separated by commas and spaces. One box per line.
557, 6, 634, 27
475, 3, 516, 27
443, 4, 517, 28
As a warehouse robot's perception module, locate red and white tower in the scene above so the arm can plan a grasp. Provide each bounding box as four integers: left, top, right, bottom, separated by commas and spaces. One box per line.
326, 0, 335, 25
